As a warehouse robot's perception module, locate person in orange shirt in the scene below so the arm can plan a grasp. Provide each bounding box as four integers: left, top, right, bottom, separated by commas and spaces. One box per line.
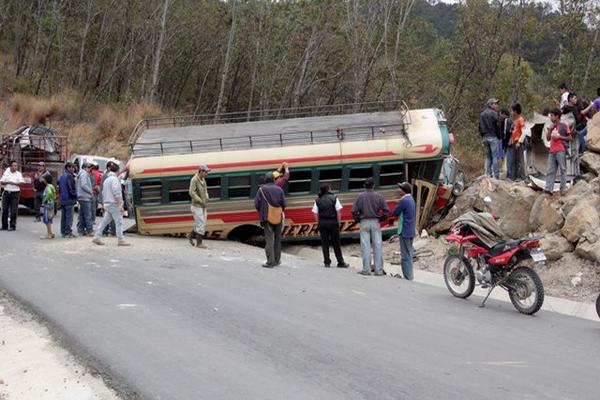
506, 103, 526, 181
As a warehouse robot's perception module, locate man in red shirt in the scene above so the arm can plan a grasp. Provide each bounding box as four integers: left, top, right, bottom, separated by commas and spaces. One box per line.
545, 108, 572, 195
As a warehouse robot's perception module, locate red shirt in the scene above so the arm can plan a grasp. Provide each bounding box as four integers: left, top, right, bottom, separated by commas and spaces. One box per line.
549, 123, 569, 153
511, 116, 525, 143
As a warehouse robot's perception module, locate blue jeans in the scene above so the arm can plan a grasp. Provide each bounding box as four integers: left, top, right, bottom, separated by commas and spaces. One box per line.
578, 127, 587, 153
545, 151, 567, 192
360, 218, 383, 273
60, 205, 74, 236
483, 136, 500, 178
400, 237, 414, 280
77, 200, 93, 235
94, 203, 124, 241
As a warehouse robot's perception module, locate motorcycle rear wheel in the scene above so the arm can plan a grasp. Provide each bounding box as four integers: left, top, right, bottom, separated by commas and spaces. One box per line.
508, 266, 544, 315
443, 255, 475, 299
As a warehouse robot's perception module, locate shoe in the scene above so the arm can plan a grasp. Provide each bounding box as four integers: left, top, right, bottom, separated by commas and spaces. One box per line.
262, 263, 274, 268
324, 264, 331, 268
337, 263, 350, 268
274, 261, 281, 266
63, 233, 76, 238
187, 230, 196, 246
358, 270, 371, 276
196, 244, 207, 249
92, 239, 105, 246
8, 227, 15, 231
0, 227, 7, 231
118, 241, 131, 247
374, 271, 384, 276
195, 238, 207, 249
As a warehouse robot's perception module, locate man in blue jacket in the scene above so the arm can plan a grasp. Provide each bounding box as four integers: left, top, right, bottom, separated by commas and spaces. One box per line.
392, 182, 417, 281
58, 162, 78, 238
254, 172, 286, 268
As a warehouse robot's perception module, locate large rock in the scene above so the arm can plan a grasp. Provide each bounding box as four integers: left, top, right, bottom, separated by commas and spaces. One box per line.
585, 112, 600, 153
540, 232, 574, 261
561, 201, 600, 243
580, 151, 600, 175
575, 239, 600, 263
529, 194, 564, 232
560, 180, 597, 216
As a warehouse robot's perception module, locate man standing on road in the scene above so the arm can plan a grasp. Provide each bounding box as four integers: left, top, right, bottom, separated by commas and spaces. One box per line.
0, 160, 23, 231
255, 172, 286, 268
479, 98, 501, 178
188, 164, 210, 249
351, 178, 388, 276
33, 161, 49, 222
92, 161, 130, 246
76, 162, 94, 236
273, 162, 290, 188
58, 162, 78, 238
91, 161, 102, 224
312, 184, 349, 268
391, 182, 416, 281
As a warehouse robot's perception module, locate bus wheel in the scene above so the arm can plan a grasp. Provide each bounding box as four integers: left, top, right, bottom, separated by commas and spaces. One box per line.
227, 225, 264, 245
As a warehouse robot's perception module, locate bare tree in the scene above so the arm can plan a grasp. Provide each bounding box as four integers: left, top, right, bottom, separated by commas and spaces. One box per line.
150, 0, 171, 103
214, 3, 237, 120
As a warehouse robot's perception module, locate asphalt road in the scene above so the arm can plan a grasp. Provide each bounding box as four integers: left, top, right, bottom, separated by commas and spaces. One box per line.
1, 216, 599, 400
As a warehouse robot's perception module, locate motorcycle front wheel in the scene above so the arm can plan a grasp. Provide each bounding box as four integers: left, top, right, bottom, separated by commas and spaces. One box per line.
443, 255, 475, 299
596, 294, 600, 319
507, 266, 544, 315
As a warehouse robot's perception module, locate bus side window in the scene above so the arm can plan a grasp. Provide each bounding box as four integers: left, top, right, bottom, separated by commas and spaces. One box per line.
168, 179, 190, 203
379, 163, 404, 186
206, 176, 221, 199
348, 166, 373, 190
228, 175, 251, 198
287, 170, 312, 195
139, 181, 163, 205
319, 169, 342, 191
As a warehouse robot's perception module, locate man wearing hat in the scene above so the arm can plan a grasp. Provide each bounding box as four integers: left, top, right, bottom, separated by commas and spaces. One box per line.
58, 161, 78, 238
33, 161, 50, 222
479, 98, 501, 179
392, 182, 417, 280
254, 172, 286, 268
188, 164, 210, 248
273, 162, 290, 188
76, 162, 94, 236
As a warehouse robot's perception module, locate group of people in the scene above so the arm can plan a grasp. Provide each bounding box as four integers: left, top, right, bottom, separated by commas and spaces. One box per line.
479, 85, 600, 194
186, 162, 418, 280
0, 159, 129, 246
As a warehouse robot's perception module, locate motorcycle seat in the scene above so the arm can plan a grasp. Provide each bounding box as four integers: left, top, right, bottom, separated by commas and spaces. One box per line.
489, 240, 522, 256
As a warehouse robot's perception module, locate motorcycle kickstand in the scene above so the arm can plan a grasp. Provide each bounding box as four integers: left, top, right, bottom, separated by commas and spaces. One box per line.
479, 284, 496, 308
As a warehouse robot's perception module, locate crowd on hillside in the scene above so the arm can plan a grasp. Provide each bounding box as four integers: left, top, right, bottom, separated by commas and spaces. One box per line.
1, 159, 418, 280
479, 84, 600, 194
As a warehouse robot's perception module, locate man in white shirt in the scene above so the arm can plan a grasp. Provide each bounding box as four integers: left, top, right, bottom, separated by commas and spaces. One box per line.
0, 160, 23, 231
312, 183, 349, 268
558, 83, 570, 108
92, 161, 130, 246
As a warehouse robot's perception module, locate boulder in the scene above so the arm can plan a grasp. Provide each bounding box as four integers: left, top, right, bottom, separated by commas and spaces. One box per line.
529, 194, 564, 232
575, 239, 600, 263
580, 151, 600, 175
561, 201, 600, 243
560, 180, 596, 216
540, 232, 574, 261
585, 112, 600, 153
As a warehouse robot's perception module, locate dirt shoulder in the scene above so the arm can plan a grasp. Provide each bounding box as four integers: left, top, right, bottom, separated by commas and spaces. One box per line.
0, 292, 120, 400
337, 236, 600, 303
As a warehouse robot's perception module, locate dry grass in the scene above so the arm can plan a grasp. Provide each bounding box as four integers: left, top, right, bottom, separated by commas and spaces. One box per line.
453, 131, 485, 180
2, 91, 164, 161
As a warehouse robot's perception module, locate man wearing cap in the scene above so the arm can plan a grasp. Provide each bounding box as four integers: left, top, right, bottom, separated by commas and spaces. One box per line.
273, 162, 290, 188
76, 162, 94, 236
351, 178, 388, 276
479, 98, 501, 179
255, 172, 286, 268
392, 182, 417, 281
188, 164, 210, 248
58, 162, 78, 238
33, 161, 49, 222
0, 160, 24, 231
312, 183, 349, 268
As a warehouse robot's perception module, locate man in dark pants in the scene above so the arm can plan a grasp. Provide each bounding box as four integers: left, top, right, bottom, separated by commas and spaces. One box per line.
255, 172, 286, 268
312, 184, 349, 268
391, 182, 417, 281
0, 160, 23, 231
33, 161, 49, 221
58, 162, 78, 238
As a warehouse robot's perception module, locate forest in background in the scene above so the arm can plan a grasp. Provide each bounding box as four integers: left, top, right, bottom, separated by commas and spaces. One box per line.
0, 0, 599, 166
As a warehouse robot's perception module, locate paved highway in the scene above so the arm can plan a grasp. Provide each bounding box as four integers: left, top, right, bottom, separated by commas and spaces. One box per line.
0, 217, 598, 400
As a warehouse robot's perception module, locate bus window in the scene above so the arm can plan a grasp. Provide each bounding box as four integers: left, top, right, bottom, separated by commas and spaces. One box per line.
319, 168, 342, 191
287, 170, 312, 195
228, 175, 251, 198
348, 166, 373, 190
206, 176, 222, 199
139, 181, 163, 205
379, 163, 404, 186
168, 179, 190, 203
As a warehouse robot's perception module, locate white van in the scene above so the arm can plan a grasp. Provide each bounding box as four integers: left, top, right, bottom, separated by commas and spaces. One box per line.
68, 154, 123, 172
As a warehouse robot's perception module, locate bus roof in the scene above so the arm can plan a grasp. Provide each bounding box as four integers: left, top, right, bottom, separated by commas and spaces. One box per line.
129, 108, 449, 179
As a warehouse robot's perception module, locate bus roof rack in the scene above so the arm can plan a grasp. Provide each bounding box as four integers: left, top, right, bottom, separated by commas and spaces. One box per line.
129, 100, 411, 157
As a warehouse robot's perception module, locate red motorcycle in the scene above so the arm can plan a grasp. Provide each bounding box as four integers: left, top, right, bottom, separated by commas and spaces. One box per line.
443, 220, 545, 315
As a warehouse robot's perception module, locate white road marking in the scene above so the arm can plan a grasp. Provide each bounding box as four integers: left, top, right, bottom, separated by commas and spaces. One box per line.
116, 304, 137, 309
